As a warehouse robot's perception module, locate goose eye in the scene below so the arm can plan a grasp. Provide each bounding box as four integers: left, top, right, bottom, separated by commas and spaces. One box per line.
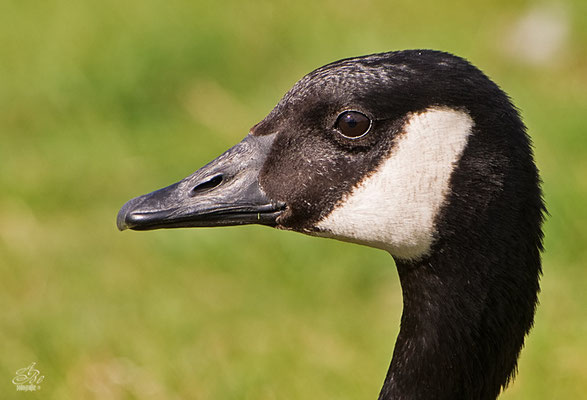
335, 111, 371, 138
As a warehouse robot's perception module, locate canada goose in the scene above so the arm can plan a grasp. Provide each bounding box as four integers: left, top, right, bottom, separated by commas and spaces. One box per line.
117, 50, 545, 400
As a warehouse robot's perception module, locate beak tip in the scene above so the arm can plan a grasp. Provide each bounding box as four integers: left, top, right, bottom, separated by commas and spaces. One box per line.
116, 211, 129, 231
116, 200, 135, 231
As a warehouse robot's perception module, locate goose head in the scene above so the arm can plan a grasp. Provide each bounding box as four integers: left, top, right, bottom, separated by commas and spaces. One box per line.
117, 50, 545, 399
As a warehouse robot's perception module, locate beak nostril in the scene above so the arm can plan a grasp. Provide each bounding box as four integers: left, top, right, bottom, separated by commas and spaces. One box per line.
191, 175, 223, 196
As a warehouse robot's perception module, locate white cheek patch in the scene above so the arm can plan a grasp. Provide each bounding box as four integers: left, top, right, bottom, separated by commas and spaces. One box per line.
315, 107, 473, 260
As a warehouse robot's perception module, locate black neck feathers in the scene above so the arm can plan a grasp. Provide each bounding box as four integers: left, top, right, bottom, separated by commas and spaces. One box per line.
378, 105, 545, 399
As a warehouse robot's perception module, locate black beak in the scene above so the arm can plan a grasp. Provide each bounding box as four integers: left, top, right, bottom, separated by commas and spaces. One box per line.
116, 133, 285, 231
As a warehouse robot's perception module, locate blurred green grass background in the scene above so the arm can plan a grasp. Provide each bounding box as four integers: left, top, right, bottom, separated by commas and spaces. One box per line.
1, 0, 586, 399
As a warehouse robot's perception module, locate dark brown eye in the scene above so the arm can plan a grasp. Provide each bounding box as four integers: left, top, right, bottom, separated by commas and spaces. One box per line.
335, 111, 371, 138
